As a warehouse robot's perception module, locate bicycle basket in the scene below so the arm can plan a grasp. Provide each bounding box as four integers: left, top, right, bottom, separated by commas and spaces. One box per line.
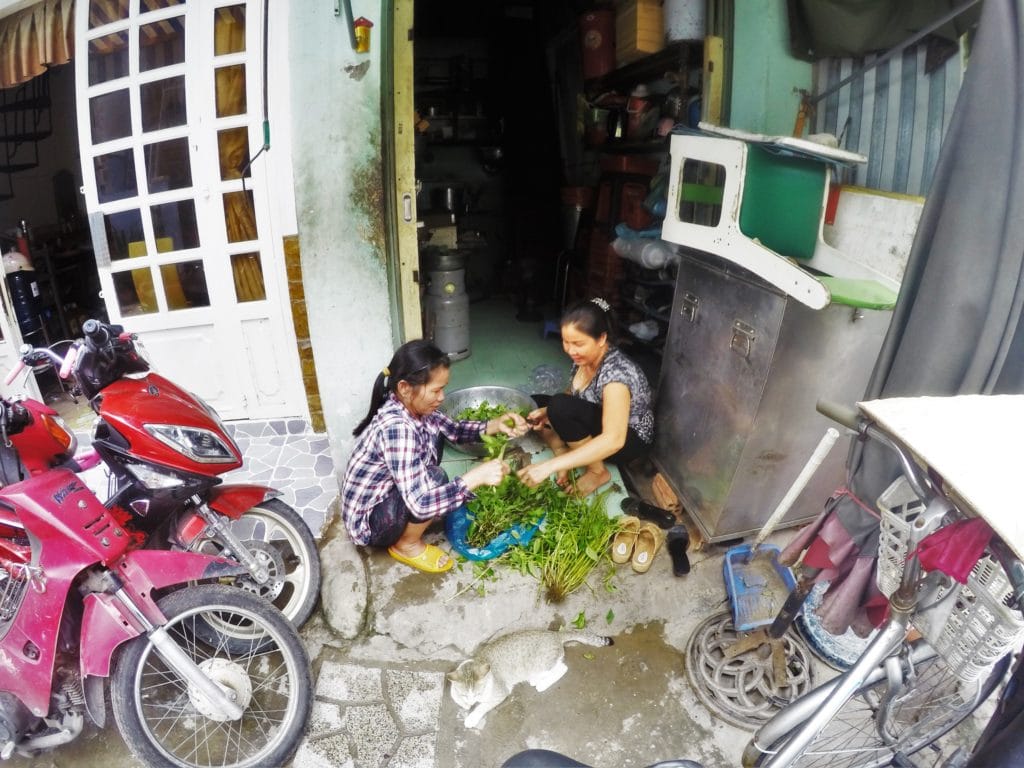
912, 555, 1024, 682
877, 478, 1024, 682
876, 477, 926, 598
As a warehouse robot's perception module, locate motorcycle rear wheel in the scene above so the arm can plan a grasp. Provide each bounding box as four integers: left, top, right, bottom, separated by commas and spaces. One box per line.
192, 498, 321, 631
110, 584, 312, 768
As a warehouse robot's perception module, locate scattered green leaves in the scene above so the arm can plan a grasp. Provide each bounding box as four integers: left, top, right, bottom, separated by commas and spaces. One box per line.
572, 611, 587, 629
606, 609, 615, 625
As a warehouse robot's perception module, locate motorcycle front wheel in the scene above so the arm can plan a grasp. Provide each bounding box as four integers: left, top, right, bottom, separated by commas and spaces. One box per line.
110, 584, 312, 768
193, 498, 322, 631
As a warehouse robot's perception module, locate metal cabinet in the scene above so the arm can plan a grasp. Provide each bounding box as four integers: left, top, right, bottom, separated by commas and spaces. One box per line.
652, 251, 893, 542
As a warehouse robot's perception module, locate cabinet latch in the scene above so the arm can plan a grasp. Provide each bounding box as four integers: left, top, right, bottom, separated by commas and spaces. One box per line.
730, 320, 756, 358
680, 292, 699, 322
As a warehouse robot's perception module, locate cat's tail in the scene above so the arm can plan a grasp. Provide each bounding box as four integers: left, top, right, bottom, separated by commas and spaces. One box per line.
561, 630, 614, 647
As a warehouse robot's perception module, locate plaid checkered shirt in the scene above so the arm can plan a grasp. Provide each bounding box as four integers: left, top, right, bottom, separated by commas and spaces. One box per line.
341, 395, 486, 545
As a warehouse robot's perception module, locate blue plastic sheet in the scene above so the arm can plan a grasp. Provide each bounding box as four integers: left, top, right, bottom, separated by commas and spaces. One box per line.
444, 504, 544, 561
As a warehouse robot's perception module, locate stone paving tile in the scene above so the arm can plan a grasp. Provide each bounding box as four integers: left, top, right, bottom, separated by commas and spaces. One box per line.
301, 663, 446, 768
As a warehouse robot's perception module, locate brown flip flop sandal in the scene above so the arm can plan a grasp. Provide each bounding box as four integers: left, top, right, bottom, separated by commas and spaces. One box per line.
631, 522, 665, 574
611, 515, 641, 564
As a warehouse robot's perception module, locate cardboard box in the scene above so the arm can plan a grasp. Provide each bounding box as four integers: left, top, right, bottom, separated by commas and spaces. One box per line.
616, 0, 664, 66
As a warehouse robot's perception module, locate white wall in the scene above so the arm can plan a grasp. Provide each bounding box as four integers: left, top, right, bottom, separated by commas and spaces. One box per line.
288, 1, 394, 472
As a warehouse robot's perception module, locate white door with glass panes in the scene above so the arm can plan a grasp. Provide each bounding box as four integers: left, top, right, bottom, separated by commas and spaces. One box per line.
76, 0, 304, 421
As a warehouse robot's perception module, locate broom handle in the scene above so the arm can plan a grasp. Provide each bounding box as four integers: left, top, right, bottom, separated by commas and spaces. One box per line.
753, 428, 841, 551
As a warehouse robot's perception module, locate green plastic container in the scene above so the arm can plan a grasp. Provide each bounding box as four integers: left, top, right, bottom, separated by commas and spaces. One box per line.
739, 146, 826, 261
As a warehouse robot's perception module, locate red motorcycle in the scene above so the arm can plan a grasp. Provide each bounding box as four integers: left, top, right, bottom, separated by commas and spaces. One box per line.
0, 397, 312, 766
5, 319, 322, 635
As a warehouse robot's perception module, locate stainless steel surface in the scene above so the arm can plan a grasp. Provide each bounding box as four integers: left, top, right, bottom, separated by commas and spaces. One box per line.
421, 249, 469, 272
440, 386, 538, 457
652, 252, 892, 542
424, 267, 470, 360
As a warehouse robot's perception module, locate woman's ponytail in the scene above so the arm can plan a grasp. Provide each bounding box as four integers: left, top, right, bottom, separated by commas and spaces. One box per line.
352, 340, 450, 436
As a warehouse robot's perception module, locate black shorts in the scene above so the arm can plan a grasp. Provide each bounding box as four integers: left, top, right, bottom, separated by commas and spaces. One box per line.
365, 465, 449, 548
532, 393, 650, 465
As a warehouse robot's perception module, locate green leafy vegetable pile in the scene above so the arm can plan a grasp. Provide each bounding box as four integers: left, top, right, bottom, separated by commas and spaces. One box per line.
464, 475, 556, 548
507, 485, 618, 603
460, 467, 620, 603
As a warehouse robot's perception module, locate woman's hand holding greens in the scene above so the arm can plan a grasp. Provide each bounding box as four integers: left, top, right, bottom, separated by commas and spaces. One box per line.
461, 458, 509, 490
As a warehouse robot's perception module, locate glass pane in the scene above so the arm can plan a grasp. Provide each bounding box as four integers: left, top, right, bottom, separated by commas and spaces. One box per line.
90, 89, 131, 143
218, 127, 250, 180
215, 65, 247, 117
89, 0, 129, 29
104, 209, 145, 261
139, 16, 186, 72
152, 200, 200, 250
144, 138, 192, 192
141, 76, 186, 131
231, 252, 266, 302
678, 159, 725, 227
223, 191, 257, 242
113, 268, 158, 316
215, 5, 246, 55
162, 260, 210, 310
141, 0, 185, 12
88, 32, 129, 85
94, 149, 138, 203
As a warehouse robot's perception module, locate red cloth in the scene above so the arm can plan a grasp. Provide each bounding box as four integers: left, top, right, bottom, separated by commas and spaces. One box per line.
913, 517, 993, 584
781, 504, 884, 637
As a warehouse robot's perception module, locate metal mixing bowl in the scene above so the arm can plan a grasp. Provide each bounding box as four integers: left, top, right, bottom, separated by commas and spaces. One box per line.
440, 386, 538, 457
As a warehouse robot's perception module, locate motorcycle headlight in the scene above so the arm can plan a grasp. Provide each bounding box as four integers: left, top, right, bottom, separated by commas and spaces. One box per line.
126, 462, 187, 489
144, 424, 238, 463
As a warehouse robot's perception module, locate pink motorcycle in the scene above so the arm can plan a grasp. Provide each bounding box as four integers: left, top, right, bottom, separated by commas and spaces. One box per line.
0, 397, 311, 766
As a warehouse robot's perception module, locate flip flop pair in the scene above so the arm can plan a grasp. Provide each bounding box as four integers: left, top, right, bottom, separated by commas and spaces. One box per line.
610, 515, 665, 573
388, 544, 453, 573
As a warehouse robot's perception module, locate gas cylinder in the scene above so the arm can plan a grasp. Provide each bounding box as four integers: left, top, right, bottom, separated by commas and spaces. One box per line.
424, 268, 470, 361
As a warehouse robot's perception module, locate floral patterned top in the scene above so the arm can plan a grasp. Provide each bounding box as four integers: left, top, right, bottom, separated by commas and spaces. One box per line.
570, 347, 654, 443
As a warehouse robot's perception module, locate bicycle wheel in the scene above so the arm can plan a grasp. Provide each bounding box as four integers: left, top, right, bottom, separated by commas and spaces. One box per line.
745, 643, 1006, 768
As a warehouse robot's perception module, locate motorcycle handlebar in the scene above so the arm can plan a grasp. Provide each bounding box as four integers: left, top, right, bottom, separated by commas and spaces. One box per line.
3, 360, 24, 387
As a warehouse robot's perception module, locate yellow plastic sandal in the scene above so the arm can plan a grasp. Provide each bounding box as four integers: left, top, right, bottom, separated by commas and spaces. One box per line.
388, 544, 453, 573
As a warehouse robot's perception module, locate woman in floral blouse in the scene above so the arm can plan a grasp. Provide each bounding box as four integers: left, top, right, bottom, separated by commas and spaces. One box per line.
518, 298, 654, 497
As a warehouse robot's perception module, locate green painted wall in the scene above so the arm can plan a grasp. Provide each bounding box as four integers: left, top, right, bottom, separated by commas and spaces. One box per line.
289, 1, 393, 470
730, 0, 812, 135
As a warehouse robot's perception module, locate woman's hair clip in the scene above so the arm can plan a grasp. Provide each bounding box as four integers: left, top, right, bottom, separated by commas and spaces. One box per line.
382, 366, 391, 377
590, 297, 611, 312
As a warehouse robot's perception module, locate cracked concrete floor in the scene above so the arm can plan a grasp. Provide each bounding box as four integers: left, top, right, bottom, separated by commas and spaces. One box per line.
2, 517, 996, 768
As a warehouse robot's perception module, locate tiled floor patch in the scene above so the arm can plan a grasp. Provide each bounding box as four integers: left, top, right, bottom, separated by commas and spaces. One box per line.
295, 661, 444, 768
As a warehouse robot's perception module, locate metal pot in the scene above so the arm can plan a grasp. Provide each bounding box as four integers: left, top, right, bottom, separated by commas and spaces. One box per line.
440, 386, 540, 457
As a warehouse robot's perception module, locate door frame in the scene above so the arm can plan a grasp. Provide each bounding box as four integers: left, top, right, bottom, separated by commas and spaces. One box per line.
382, 0, 421, 344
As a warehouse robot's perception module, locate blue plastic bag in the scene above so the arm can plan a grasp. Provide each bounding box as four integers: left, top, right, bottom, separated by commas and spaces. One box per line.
444, 504, 544, 561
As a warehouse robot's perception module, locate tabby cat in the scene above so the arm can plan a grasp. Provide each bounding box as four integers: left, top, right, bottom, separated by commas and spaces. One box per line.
447, 629, 614, 728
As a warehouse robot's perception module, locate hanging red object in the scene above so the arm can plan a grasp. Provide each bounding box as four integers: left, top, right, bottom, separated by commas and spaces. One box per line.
353, 17, 373, 54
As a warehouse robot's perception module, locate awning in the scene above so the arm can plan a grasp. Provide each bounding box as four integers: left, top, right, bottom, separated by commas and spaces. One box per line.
0, 0, 74, 89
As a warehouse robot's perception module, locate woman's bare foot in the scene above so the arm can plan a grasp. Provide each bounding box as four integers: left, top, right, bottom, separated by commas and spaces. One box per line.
555, 471, 570, 488
571, 468, 611, 497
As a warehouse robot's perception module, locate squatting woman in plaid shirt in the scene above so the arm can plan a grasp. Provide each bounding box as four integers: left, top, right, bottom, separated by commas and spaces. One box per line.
342, 340, 528, 573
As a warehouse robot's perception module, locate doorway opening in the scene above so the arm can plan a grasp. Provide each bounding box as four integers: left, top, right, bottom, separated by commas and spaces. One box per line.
411, 0, 697, 387
0, 64, 107, 403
